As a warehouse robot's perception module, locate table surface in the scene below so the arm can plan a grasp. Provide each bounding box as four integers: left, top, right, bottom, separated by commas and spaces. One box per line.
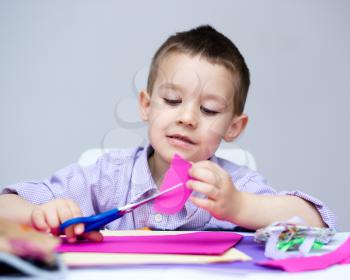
64, 232, 350, 280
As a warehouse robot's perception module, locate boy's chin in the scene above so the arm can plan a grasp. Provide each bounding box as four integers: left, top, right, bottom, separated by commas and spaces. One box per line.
166, 150, 198, 163
155, 149, 190, 163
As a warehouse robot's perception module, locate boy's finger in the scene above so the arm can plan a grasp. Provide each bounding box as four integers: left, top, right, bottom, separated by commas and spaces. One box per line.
31, 208, 49, 232
67, 200, 83, 217
190, 161, 229, 186
64, 226, 77, 243
190, 160, 224, 175
67, 201, 84, 235
187, 180, 219, 200
189, 166, 219, 185
57, 205, 76, 240
44, 206, 60, 231
189, 196, 215, 214
84, 231, 104, 242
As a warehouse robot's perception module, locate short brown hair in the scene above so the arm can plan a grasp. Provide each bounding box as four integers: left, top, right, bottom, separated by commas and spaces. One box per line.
147, 25, 250, 116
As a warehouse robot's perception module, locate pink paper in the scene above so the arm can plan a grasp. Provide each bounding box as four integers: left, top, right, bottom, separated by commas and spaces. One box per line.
257, 237, 350, 272
153, 154, 192, 214
340, 257, 350, 264
57, 231, 242, 255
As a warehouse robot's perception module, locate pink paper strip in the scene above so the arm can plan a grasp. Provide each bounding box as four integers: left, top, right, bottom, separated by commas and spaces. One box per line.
153, 154, 192, 214
340, 246, 350, 264
340, 258, 350, 264
257, 237, 350, 272
57, 232, 242, 255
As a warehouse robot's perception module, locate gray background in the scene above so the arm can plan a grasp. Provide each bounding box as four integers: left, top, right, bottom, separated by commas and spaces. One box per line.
0, 0, 349, 230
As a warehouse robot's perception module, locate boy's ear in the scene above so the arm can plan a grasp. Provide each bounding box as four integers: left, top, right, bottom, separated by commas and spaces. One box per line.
223, 114, 248, 142
138, 90, 151, 121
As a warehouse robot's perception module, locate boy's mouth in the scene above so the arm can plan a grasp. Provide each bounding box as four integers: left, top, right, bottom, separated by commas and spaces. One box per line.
167, 134, 195, 145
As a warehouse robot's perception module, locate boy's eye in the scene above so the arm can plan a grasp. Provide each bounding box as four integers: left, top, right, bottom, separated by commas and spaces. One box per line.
200, 106, 219, 116
163, 98, 181, 106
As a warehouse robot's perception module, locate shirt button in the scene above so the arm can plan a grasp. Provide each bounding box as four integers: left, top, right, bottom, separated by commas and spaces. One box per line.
154, 214, 163, 223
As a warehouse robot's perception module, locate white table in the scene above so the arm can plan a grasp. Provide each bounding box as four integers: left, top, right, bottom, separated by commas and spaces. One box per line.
65, 232, 350, 280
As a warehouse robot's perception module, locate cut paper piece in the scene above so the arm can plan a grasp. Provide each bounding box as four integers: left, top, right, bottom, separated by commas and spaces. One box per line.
255, 216, 335, 260
257, 237, 350, 272
57, 231, 242, 255
153, 154, 192, 214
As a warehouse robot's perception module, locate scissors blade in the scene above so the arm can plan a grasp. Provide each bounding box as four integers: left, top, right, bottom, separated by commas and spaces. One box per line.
119, 182, 184, 212
60, 182, 186, 233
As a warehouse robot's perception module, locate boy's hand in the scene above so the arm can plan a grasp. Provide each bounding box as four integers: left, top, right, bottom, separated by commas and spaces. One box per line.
30, 198, 103, 243
187, 161, 244, 223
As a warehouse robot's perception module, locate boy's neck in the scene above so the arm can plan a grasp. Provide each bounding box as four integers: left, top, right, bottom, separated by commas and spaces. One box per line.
148, 153, 170, 187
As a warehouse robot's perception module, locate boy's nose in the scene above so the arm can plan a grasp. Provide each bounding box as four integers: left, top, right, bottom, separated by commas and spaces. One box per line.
176, 104, 198, 128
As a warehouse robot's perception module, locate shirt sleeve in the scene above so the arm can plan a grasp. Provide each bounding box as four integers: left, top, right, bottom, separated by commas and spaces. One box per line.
239, 170, 336, 229
278, 189, 336, 229
204, 164, 336, 230
1, 151, 124, 217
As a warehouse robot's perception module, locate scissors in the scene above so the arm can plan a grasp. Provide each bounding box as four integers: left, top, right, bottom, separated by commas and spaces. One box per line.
60, 182, 184, 233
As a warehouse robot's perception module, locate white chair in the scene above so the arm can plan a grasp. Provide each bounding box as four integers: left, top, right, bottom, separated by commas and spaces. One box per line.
215, 148, 257, 171
79, 147, 257, 171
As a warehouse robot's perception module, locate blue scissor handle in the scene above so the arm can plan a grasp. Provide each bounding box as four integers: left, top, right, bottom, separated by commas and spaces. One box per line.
59, 208, 123, 233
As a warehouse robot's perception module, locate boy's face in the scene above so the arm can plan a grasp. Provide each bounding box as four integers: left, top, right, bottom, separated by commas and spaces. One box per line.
139, 53, 247, 164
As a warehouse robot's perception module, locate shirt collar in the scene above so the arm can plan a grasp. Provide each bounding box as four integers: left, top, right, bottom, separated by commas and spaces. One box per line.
209, 154, 220, 164
129, 144, 221, 213
130, 144, 157, 202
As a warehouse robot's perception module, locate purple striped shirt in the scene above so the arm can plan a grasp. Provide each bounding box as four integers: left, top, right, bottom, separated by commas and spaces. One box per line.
2, 145, 336, 230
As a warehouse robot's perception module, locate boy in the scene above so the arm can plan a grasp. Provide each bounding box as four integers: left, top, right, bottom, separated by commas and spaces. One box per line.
0, 25, 335, 242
